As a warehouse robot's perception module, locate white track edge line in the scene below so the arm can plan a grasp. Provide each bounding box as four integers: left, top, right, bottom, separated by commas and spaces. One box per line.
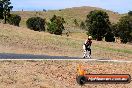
0, 59, 131, 63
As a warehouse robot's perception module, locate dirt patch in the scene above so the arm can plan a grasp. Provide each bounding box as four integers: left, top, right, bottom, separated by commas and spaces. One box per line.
0, 60, 131, 88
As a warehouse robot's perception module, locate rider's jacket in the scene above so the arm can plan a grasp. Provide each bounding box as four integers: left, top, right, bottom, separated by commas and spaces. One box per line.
84, 39, 92, 48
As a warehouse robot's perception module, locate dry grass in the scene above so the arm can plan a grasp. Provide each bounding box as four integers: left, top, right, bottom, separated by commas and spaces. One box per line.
0, 23, 132, 60
93, 41, 132, 60
0, 60, 131, 88
0, 23, 84, 57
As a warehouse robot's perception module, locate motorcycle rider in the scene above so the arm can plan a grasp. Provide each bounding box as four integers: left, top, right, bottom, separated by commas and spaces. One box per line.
83, 36, 92, 58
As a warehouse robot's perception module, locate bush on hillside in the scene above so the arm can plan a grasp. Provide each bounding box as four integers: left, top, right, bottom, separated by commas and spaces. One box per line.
47, 15, 65, 35
7, 14, 21, 26
26, 17, 45, 31
74, 19, 79, 27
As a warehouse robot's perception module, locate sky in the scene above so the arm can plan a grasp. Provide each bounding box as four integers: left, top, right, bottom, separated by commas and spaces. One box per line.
11, 0, 132, 14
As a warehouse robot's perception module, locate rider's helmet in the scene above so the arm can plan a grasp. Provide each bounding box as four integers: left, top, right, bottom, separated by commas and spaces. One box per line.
88, 36, 92, 40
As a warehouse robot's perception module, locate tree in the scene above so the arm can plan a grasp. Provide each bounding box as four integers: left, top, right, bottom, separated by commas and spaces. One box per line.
26, 17, 45, 32
47, 15, 65, 35
116, 16, 132, 43
85, 10, 111, 41
110, 23, 119, 38
105, 32, 115, 42
0, 1, 4, 19
0, 0, 13, 23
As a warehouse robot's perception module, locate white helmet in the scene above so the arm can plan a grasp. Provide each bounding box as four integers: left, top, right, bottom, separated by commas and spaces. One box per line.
88, 36, 92, 39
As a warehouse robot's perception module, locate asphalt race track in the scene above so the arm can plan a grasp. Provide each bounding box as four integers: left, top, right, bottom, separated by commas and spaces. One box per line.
0, 53, 81, 59
0, 53, 131, 63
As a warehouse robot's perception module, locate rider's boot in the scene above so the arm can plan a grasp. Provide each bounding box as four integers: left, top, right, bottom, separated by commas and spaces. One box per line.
83, 50, 87, 58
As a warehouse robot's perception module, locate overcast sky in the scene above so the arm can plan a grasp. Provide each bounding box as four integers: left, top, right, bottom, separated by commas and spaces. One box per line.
12, 0, 132, 13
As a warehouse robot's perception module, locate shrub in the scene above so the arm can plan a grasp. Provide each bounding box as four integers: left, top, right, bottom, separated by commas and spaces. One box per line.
47, 22, 57, 34
74, 19, 79, 27
105, 32, 115, 42
7, 14, 21, 26
47, 15, 65, 35
26, 17, 45, 31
